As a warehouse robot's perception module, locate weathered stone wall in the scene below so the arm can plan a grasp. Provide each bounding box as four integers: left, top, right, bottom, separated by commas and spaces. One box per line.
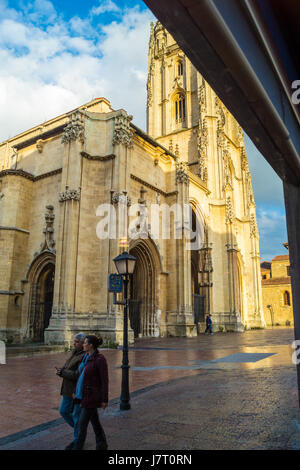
262, 282, 293, 326
261, 256, 293, 327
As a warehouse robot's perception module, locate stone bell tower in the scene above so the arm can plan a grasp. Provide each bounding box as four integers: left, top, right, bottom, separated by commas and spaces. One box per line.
147, 21, 209, 181
147, 22, 197, 144
147, 21, 265, 332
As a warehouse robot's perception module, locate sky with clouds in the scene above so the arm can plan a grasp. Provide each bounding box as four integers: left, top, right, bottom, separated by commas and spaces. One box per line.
0, 0, 288, 261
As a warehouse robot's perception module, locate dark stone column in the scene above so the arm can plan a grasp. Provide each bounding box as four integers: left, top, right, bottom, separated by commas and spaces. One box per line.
283, 181, 300, 407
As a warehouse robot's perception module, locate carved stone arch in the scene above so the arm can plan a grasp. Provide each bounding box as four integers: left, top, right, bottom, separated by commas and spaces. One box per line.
26, 251, 56, 342
171, 88, 186, 125
283, 290, 291, 306
175, 54, 184, 76
129, 237, 162, 337
189, 200, 212, 330
175, 53, 184, 61
189, 198, 207, 244
170, 87, 186, 100
25, 250, 55, 282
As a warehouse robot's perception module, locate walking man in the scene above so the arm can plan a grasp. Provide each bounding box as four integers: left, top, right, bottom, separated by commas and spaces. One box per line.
55, 332, 86, 450
205, 314, 213, 335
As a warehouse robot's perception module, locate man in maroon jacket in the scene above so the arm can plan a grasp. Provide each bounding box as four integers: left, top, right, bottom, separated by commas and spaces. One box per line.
73, 335, 109, 450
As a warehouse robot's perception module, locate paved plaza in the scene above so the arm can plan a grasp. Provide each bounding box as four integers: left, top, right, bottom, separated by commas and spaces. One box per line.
1, 328, 300, 450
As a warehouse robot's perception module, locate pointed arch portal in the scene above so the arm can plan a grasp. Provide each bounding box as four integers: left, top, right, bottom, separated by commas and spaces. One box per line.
27, 252, 55, 342
189, 204, 212, 332
129, 239, 161, 338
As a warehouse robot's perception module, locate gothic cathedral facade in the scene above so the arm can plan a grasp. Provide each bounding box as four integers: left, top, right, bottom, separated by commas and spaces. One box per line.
0, 22, 265, 345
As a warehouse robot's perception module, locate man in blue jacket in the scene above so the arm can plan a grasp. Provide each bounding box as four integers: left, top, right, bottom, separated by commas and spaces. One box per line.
205, 314, 213, 335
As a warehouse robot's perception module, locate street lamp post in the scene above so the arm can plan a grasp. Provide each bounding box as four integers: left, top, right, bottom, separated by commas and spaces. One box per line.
113, 251, 136, 411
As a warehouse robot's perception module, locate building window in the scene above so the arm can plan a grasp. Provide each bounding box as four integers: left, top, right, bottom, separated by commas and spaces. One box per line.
287, 266, 290, 276
177, 61, 183, 76
175, 94, 186, 123
262, 274, 267, 280
284, 291, 291, 306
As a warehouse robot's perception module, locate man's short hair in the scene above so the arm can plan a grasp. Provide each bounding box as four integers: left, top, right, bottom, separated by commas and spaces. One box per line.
75, 332, 86, 342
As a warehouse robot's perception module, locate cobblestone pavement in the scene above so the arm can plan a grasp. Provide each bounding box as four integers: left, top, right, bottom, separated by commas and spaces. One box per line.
1, 328, 300, 450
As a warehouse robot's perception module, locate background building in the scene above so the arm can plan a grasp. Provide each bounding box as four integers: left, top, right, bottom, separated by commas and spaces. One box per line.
261, 244, 293, 327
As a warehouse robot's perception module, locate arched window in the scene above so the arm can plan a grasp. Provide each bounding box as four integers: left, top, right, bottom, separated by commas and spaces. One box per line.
174, 94, 186, 123
284, 291, 291, 306
177, 61, 183, 76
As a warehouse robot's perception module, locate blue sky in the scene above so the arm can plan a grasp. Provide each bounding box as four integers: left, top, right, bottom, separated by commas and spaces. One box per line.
7, 0, 149, 22
0, 0, 287, 261
244, 134, 287, 261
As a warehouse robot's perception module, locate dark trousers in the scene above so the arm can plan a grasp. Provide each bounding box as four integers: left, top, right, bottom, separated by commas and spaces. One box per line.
74, 407, 107, 450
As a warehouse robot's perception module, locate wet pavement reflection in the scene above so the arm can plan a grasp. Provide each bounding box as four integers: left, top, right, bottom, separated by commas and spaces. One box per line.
0, 328, 299, 449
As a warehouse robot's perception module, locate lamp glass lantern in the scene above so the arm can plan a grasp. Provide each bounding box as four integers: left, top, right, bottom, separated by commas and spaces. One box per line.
113, 251, 136, 276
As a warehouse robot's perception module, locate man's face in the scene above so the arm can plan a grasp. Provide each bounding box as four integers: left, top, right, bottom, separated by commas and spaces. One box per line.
74, 337, 83, 350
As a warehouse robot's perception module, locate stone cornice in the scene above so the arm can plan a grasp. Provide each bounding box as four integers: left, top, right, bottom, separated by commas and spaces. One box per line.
0, 169, 34, 181
13, 124, 65, 150
0, 168, 62, 182
81, 152, 115, 161
130, 174, 178, 198
0, 226, 30, 234
0, 290, 24, 295
34, 168, 62, 181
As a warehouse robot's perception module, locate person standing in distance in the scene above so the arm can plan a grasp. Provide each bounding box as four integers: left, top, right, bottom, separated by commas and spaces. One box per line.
205, 314, 214, 335
55, 333, 86, 450
73, 335, 109, 450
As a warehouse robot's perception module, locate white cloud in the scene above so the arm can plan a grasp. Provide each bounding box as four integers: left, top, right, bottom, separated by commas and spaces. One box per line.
0, 0, 22, 21
69, 16, 96, 36
25, 0, 57, 23
256, 208, 287, 261
90, 0, 120, 16
0, 1, 154, 141
257, 209, 286, 235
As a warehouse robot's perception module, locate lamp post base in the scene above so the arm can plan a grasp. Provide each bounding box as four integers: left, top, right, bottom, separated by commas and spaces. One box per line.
120, 401, 131, 411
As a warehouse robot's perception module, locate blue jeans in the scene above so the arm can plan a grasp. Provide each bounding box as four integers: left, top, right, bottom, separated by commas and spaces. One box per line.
205, 324, 212, 334
59, 396, 82, 441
